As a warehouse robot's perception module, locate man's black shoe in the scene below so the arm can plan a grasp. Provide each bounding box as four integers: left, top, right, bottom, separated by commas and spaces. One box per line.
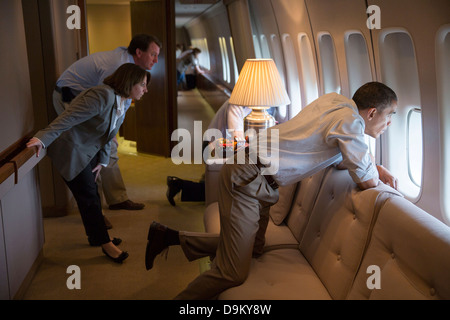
166, 176, 183, 206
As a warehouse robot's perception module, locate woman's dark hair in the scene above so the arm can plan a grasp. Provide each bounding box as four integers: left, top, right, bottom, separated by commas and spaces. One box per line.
103, 63, 151, 98
127, 34, 162, 55
352, 82, 397, 112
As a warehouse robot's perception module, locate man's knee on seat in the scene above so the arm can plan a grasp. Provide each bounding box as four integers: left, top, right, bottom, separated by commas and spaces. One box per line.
223, 268, 249, 287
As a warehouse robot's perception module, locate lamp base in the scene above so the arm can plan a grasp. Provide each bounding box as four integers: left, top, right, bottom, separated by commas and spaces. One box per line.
244, 107, 275, 135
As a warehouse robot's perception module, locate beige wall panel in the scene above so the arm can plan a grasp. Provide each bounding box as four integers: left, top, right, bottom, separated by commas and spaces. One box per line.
87, 4, 132, 54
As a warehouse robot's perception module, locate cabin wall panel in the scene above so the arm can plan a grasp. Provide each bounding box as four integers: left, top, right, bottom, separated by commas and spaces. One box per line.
369, 0, 450, 222
0, 196, 10, 299
131, 0, 177, 157
248, 0, 286, 86
185, 2, 234, 89
270, 0, 318, 110
1, 169, 44, 299
437, 26, 450, 226
247, 0, 289, 121
22, 0, 79, 217
224, 0, 255, 72
0, 0, 34, 153
305, 0, 375, 99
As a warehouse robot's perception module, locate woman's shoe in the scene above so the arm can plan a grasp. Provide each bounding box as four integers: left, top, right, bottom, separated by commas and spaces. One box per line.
102, 248, 129, 263
89, 237, 122, 247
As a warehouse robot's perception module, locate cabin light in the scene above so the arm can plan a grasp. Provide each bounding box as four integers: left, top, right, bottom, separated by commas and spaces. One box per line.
229, 59, 291, 133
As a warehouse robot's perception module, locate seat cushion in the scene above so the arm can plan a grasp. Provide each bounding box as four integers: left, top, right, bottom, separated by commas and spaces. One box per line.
264, 218, 299, 249
269, 183, 298, 225
218, 248, 332, 300
204, 202, 298, 248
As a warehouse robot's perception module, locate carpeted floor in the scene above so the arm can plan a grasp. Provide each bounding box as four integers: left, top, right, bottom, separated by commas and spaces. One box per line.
21, 89, 215, 300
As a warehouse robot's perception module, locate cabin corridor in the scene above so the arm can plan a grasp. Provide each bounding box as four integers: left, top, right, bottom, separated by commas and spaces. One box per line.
21, 89, 215, 300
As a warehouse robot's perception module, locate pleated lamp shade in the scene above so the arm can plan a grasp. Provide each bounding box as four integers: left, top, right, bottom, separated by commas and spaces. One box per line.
229, 59, 291, 107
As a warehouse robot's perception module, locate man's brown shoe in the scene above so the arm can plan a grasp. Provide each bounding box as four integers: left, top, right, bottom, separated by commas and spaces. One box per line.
109, 200, 145, 211
145, 221, 169, 270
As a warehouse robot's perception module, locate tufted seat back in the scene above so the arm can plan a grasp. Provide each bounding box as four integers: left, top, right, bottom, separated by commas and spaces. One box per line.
297, 167, 401, 299
269, 167, 328, 242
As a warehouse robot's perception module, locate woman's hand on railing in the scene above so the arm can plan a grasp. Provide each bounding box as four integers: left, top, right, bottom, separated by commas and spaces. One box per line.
26, 137, 43, 158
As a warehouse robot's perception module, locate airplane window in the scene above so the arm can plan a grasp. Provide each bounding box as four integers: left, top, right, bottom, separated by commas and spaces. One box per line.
202, 38, 211, 70
270, 34, 288, 122
344, 32, 372, 97
259, 35, 272, 59
436, 26, 450, 223
219, 37, 230, 83
269, 34, 285, 76
297, 33, 318, 106
318, 32, 341, 95
229, 37, 239, 84
378, 29, 421, 200
253, 35, 263, 58
191, 38, 210, 70
407, 108, 423, 187
281, 33, 301, 117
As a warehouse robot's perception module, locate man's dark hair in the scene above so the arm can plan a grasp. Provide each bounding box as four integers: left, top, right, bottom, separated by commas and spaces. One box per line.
352, 82, 397, 112
128, 34, 162, 55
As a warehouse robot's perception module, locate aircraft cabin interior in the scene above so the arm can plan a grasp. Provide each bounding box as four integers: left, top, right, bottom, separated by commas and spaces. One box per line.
0, 0, 449, 304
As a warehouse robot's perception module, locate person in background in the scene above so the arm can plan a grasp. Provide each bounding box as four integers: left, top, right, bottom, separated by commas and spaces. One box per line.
176, 43, 184, 58
27, 64, 151, 263
176, 47, 204, 89
146, 82, 399, 299
166, 100, 251, 206
53, 34, 161, 219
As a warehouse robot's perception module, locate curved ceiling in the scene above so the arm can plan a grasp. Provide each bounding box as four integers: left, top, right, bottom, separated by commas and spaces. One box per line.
86, 0, 220, 28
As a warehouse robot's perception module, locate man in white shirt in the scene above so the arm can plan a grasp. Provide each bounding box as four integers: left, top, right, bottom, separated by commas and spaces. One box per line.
54, 34, 161, 215
146, 82, 399, 299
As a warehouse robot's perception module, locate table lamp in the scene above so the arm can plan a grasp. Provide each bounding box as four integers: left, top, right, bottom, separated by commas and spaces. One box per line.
229, 59, 291, 133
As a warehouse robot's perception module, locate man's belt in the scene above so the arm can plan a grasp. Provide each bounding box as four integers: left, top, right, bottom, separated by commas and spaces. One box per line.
242, 146, 279, 190
255, 162, 279, 190
55, 86, 77, 103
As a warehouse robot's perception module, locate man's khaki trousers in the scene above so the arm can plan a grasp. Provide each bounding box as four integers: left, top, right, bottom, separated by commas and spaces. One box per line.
174, 161, 279, 300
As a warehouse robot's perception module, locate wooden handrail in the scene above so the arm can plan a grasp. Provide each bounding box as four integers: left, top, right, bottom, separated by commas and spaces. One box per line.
0, 162, 15, 185
0, 146, 38, 185
11, 146, 37, 170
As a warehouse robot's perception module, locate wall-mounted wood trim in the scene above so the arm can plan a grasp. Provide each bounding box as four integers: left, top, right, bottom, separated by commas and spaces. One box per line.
0, 143, 38, 186
0, 135, 33, 169
0, 163, 15, 186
